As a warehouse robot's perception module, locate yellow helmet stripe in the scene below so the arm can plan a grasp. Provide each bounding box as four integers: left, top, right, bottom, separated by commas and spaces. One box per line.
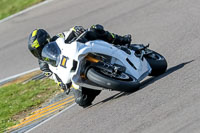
32, 39, 40, 48
32, 30, 38, 37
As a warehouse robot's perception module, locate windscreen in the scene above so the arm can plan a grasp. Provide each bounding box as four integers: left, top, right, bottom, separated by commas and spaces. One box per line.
41, 42, 61, 67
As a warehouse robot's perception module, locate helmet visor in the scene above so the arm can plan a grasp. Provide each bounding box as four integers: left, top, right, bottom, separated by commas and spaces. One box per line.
41, 42, 61, 67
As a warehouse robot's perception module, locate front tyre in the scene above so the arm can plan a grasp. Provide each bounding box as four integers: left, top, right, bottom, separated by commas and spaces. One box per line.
145, 50, 167, 76
86, 68, 140, 92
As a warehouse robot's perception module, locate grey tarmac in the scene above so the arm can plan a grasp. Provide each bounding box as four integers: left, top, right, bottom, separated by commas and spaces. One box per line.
1, 0, 200, 133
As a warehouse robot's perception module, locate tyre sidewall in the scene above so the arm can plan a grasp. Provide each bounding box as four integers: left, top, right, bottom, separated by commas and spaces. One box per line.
87, 68, 140, 92
145, 51, 167, 76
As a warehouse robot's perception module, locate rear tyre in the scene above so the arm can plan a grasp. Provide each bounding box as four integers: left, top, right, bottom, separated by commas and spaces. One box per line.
145, 51, 167, 76
86, 68, 140, 92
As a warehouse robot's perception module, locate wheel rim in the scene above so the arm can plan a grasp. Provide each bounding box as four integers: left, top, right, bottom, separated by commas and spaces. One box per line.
99, 69, 133, 81
148, 52, 163, 60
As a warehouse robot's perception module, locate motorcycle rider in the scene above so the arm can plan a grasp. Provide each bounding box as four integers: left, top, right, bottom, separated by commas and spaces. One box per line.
28, 24, 132, 107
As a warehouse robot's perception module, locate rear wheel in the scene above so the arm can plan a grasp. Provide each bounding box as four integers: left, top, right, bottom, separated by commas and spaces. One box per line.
145, 50, 167, 76
86, 68, 140, 92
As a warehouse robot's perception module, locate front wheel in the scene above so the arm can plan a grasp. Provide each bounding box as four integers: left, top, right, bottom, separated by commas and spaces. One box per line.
145, 50, 167, 76
86, 68, 140, 92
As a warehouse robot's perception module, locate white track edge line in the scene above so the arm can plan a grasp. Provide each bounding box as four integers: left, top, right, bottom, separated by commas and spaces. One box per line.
25, 103, 76, 133
0, 0, 75, 131
0, 68, 40, 84
0, 0, 54, 81
0, 0, 54, 24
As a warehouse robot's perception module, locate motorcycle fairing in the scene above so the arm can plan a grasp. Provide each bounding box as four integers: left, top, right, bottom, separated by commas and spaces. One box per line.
49, 38, 151, 85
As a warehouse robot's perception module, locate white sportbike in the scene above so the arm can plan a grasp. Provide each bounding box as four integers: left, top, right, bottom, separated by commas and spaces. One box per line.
41, 35, 167, 92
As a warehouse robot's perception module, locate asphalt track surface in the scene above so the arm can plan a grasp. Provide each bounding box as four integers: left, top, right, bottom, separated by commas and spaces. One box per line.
1, 0, 200, 132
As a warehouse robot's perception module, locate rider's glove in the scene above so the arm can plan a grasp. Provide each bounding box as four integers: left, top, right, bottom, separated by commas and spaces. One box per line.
39, 60, 53, 77
123, 34, 132, 44
43, 71, 53, 77
72, 26, 86, 37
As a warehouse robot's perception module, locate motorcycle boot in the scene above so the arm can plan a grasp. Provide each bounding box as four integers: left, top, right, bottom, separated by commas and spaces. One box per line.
71, 84, 101, 108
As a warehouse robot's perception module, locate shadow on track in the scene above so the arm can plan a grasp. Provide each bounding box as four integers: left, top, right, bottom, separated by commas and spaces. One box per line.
140, 60, 194, 89
88, 60, 194, 108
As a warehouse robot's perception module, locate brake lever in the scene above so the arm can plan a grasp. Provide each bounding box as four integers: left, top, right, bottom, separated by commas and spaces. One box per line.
140, 43, 150, 51
145, 43, 150, 49
139, 44, 150, 60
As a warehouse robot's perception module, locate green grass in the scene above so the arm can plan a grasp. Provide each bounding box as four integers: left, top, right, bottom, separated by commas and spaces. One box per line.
0, 0, 45, 20
0, 79, 59, 132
